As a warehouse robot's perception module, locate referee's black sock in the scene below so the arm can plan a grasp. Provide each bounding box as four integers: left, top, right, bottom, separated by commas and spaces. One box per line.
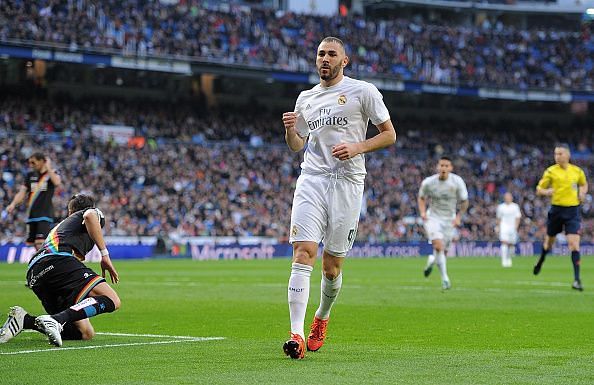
533, 248, 549, 275
571, 251, 581, 281
52, 296, 116, 324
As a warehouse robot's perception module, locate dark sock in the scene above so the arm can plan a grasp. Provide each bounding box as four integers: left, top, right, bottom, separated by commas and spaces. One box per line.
23, 314, 43, 333
52, 296, 116, 324
538, 248, 549, 264
571, 251, 581, 281
61, 322, 83, 340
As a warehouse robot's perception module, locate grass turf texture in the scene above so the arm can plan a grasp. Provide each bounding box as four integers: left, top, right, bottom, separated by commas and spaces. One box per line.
0, 256, 592, 385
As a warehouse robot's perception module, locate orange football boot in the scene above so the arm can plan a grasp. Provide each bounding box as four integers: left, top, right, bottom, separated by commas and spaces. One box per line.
307, 316, 328, 352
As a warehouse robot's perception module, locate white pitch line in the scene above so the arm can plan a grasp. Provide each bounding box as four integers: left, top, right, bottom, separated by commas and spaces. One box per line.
1, 332, 225, 355
95, 332, 209, 340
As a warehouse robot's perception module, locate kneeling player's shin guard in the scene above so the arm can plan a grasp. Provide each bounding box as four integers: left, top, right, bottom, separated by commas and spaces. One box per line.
53, 296, 116, 324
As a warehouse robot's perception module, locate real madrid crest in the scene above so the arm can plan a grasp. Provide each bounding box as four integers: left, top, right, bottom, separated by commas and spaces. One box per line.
338, 95, 347, 105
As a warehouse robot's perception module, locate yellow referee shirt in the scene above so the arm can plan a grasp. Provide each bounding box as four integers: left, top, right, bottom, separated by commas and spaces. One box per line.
537, 164, 587, 207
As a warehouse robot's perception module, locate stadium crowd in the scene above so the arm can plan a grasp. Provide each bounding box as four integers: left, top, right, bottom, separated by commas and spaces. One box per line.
1, 97, 593, 244
1, 1, 593, 91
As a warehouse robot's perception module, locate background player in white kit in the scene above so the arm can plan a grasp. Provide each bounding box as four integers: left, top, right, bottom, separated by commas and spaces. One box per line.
418, 156, 469, 290
496, 192, 522, 267
281, 36, 396, 359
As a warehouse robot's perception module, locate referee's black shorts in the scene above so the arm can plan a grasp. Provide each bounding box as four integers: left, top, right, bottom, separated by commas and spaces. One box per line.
546, 205, 581, 237
26, 256, 105, 314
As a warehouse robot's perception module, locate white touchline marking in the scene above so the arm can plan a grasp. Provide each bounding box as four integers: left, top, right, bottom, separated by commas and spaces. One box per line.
0, 338, 224, 355
95, 332, 211, 339
1, 332, 225, 355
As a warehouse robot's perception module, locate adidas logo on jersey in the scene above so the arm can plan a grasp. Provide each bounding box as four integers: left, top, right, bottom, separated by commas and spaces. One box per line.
306, 104, 311, 110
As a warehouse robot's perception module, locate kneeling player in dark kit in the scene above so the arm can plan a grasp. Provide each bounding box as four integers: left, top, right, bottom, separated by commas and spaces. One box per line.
0, 194, 120, 347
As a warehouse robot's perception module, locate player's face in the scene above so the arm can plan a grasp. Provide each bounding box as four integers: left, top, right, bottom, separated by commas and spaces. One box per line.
504, 192, 513, 203
28, 158, 44, 172
437, 159, 452, 178
554, 147, 570, 165
316, 41, 347, 82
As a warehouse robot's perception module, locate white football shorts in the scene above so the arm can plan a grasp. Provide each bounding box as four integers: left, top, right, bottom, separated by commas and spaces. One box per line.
423, 215, 454, 244
499, 226, 518, 244
289, 173, 364, 257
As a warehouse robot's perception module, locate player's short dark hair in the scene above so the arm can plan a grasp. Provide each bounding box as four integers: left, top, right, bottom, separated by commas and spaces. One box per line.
320, 36, 346, 53
29, 152, 46, 161
68, 194, 95, 213
555, 143, 570, 151
439, 156, 452, 163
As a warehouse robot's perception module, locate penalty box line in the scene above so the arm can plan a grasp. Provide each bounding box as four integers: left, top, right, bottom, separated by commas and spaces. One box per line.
0, 332, 225, 355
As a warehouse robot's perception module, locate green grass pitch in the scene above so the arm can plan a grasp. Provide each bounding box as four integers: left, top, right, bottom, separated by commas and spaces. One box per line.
1, 256, 593, 385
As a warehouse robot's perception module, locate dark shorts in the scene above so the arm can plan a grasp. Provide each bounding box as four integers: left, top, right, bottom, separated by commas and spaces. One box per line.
26, 221, 53, 244
26, 256, 105, 314
547, 205, 581, 237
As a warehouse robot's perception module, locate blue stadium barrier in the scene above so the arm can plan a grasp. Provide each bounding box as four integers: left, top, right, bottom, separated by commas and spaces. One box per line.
2, 242, 594, 263
0, 243, 154, 263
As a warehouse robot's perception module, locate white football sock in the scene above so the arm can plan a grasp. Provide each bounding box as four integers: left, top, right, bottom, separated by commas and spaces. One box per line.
426, 254, 435, 268
501, 244, 509, 267
435, 250, 449, 283
288, 262, 313, 339
315, 273, 342, 320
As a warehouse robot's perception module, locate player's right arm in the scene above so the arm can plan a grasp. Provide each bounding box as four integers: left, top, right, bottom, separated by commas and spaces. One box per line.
536, 168, 554, 196
283, 111, 306, 152
83, 209, 119, 284
6, 185, 27, 213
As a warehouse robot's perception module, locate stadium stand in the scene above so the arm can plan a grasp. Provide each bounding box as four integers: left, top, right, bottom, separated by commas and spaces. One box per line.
0, 0, 593, 90
1, 96, 592, 244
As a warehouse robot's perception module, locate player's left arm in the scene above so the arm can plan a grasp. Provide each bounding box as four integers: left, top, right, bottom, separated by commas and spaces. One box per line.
83, 209, 119, 283
44, 158, 62, 187
578, 168, 588, 203
515, 205, 522, 231
332, 119, 396, 161
454, 200, 469, 227
454, 178, 469, 226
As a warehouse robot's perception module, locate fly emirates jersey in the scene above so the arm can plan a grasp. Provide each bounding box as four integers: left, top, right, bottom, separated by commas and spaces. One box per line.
294, 76, 391, 184
419, 173, 468, 220
496, 202, 521, 229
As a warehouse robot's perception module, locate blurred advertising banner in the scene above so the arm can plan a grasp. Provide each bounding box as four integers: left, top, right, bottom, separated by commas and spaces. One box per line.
287, 0, 338, 16
3, 241, 593, 263
91, 124, 135, 145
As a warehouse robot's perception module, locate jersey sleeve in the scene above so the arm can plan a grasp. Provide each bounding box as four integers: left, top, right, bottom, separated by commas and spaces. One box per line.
362, 83, 391, 126
47, 170, 59, 187
82, 208, 106, 228
294, 93, 309, 138
496, 205, 502, 219
418, 179, 429, 198
457, 176, 469, 201
537, 168, 552, 190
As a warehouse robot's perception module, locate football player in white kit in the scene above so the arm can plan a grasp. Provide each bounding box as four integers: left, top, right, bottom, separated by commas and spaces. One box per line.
496, 192, 522, 267
281, 36, 396, 359
418, 157, 469, 290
